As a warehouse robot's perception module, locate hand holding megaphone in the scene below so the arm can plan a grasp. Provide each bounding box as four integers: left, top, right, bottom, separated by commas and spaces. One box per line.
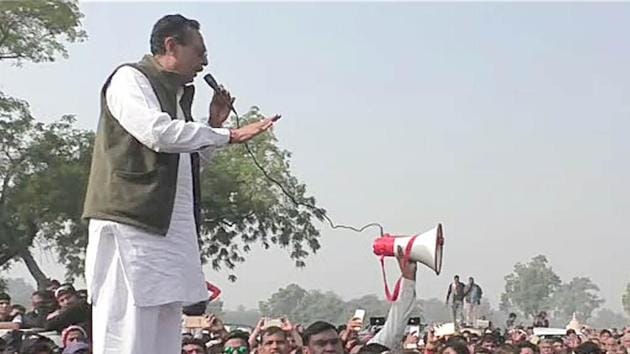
395, 245, 417, 281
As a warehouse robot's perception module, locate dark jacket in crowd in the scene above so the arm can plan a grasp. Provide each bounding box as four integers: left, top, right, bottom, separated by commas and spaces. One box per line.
446, 281, 467, 302
21, 307, 55, 329
44, 301, 91, 334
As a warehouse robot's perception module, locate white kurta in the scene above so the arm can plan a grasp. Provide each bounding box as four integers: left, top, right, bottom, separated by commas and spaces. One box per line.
85, 66, 230, 308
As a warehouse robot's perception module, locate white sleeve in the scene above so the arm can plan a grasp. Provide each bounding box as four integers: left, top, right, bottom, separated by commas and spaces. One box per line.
106, 66, 230, 153
12, 314, 22, 324
368, 279, 417, 350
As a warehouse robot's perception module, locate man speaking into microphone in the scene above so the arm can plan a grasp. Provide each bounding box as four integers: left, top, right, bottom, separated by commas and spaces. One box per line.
82, 14, 279, 354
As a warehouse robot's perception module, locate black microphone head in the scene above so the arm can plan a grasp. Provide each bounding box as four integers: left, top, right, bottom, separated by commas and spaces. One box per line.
203, 73, 220, 91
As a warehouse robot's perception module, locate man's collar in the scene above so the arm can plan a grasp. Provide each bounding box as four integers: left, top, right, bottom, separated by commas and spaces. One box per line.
141, 54, 189, 89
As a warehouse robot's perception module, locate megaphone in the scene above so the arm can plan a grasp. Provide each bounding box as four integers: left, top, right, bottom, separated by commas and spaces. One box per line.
373, 223, 444, 275
372, 224, 444, 302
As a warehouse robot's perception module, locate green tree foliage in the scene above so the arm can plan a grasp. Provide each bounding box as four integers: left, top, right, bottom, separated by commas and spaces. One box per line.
198, 109, 325, 279
500, 255, 561, 318
0, 100, 92, 285
0, 0, 86, 64
589, 308, 629, 329
258, 283, 423, 325
622, 282, 630, 318
551, 277, 604, 323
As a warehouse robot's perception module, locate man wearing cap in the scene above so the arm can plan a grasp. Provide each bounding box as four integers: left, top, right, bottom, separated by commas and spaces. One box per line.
45, 284, 90, 334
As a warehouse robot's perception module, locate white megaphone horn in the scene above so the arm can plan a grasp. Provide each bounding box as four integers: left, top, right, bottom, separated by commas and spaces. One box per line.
373, 223, 444, 275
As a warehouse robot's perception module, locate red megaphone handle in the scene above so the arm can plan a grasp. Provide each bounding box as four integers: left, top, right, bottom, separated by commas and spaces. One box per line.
379, 235, 417, 302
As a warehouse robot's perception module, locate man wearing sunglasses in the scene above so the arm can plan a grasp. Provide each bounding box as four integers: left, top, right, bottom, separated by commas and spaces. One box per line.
224, 331, 250, 354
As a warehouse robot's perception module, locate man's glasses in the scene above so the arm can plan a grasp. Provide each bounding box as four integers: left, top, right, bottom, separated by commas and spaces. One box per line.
224, 346, 248, 354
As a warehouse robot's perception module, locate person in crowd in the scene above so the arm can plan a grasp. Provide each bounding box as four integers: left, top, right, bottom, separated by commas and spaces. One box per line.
446, 275, 467, 328
61, 342, 90, 354
46, 280, 61, 293
518, 342, 540, 354
363, 246, 418, 353
20, 334, 58, 354
575, 342, 602, 354
566, 330, 582, 353
480, 334, 499, 352
22, 291, 56, 329
0, 292, 22, 329
506, 314, 519, 332
533, 313, 549, 328
600, 331, 613, 344
182, 337, 208, 354
622, 333, 630, 352
44, 284, 91, 334
464, 277, 483, 327
224, 331, 250, 354
551, 337, 566, 354
603, 337, 620, 354
258, 326, 288, 354
539, 339, 555, 354
303, 321, 343, 354
438, 339, 469, 354
61, 325, 88, 348
496, 344, 519, 354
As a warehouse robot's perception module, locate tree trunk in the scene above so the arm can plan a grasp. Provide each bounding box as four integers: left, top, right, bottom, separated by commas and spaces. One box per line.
19, 248, 50, 290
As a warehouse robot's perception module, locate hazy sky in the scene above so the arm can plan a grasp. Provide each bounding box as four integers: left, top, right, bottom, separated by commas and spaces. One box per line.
1, 2, 629, 315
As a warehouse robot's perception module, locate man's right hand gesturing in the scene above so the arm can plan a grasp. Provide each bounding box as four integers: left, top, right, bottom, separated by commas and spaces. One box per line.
229, 115, 281, 143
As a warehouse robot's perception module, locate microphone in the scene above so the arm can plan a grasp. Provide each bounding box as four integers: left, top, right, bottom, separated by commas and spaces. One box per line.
203, 73, 237, 115
203, 73, 220, 92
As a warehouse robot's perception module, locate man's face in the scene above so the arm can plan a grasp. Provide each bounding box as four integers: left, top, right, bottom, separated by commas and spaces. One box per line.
565, 334, 580, 349
601, 332, 612, 342
540, 342, 554, 354
224, 338, 249, 354
469, 278, 474, 284
66, 330, 86, 345
623, 334, 630, 349
183, 343, 205, 354
520, 348, 535, 354
306, 330, 343, 354
31, 295, 45, 310
552, 341, 565, 354
481, 340, 497, 352
170, 30, 208, 83
57, 293, 79, 310
0, 300, 11, 317
260, 332, 288, 354
454, 277, 459, 283
604, 338, 619, 353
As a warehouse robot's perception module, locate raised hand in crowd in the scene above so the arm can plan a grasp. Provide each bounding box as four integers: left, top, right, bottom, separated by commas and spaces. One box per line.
249, 317, 266, 351
402, 331, 420, 352
205, 314, 228, 340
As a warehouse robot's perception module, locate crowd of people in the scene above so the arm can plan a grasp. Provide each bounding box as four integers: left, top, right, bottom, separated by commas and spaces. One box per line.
0, 266, 628, 354
0, 280, 90, 354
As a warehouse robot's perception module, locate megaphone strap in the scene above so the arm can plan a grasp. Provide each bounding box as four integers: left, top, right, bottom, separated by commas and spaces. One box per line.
379, 235, 417, 302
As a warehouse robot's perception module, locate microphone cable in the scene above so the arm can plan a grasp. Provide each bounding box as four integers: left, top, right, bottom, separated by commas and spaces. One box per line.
204, 74, 384, 236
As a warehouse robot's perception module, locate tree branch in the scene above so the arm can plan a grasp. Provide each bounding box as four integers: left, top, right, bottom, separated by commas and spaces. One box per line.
19, 248, 50, 290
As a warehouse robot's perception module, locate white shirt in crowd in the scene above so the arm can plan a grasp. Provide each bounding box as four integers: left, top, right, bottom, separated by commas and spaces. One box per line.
368, 279, 417, 351
85, 66, 230, 308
